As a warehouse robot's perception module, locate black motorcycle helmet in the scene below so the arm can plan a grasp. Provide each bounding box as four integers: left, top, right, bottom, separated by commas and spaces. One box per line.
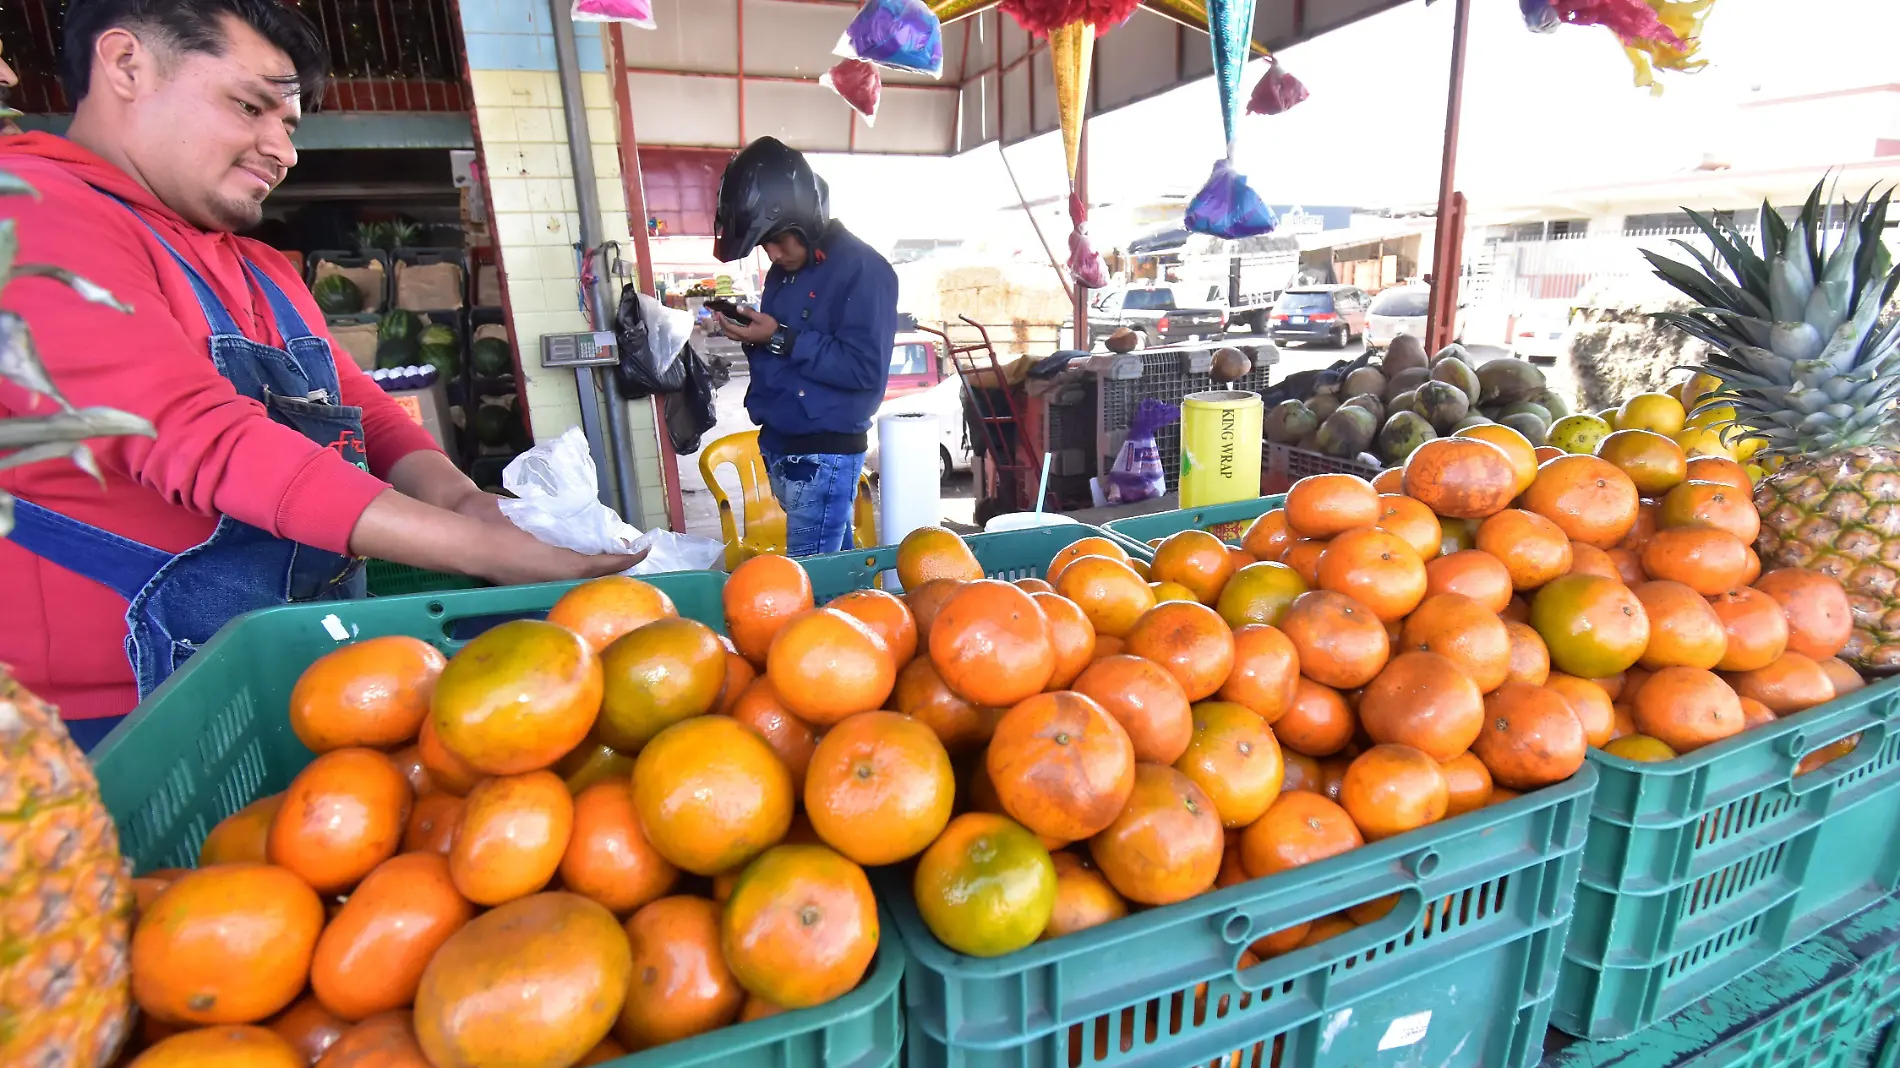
713, 136, 831, 263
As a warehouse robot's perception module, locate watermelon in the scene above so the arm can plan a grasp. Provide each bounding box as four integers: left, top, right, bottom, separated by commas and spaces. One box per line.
374, 336, 419, 370
312, 274, 363, 316
471, 337, 513, 378
378, 309, 421, 343
418, 323, 461, 378
474, 403, 518, 447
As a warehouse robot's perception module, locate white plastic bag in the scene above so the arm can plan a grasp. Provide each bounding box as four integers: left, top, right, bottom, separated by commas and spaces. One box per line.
641, 291, 694, 378
570, 0, 655, 29
630, 528, 726, 574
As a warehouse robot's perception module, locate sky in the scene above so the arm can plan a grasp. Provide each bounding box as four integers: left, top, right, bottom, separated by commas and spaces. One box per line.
810, 0, 1900, 252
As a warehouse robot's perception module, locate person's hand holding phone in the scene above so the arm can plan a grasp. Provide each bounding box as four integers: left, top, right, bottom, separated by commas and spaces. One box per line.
713, 303, 779, 346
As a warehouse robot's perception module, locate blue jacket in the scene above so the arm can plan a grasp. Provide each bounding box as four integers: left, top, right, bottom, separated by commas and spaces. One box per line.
745, 221, 897, 454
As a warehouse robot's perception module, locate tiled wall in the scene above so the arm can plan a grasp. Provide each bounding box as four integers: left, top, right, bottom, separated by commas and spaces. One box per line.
456, 0, 670, 531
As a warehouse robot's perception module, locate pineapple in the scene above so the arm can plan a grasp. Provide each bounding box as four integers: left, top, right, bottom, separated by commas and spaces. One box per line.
1645, 181, 1900, 672
1, 157, 152, 1064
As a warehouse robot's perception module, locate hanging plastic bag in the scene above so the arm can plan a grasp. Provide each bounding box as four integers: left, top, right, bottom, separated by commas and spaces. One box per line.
1246, 58, 1310, 116
613, 284, 692, 397
822, 60, 883, 124
1066, 192, 1108, 289
1519, 0, 1561, 31
499, 427, 643, 555
1106, 399, 1180, 505
662, 345, 719, 455
1185, 158, 1278, 240
570, 0, 656, 29
834, 0, 944, 77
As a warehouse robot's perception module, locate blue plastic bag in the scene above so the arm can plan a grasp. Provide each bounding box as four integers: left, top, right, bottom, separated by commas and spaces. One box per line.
1185, 159, 1278, 240
836, 0, 944, 78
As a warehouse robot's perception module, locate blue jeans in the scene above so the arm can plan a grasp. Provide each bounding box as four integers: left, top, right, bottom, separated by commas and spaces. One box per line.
761, 449, 865, 558
67, 715, 127, 754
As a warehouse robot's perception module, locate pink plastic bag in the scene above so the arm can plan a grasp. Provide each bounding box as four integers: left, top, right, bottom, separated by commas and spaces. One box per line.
822, 59, 883, 125
1247, 58, 1310, 116
570, 0, 655, 29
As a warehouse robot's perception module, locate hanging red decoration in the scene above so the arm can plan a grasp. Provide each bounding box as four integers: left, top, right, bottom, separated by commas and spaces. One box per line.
997, 0, 1141, 37
1549, 0, 1683, 48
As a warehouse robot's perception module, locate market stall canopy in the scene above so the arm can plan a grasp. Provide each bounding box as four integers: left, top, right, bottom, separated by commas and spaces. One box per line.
617, 0, 1409, 156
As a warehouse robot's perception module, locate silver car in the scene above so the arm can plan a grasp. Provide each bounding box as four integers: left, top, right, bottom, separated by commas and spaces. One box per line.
1364, 284, 1465, 352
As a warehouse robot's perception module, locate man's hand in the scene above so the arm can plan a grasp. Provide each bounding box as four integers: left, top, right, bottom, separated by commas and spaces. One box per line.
716, 309, 779, 346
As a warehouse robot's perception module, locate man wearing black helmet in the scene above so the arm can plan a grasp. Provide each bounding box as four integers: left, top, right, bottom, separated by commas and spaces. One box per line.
711, 136, 898, 557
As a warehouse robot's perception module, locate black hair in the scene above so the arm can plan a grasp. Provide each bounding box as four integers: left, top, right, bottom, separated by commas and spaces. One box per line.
59, 0, 330, 108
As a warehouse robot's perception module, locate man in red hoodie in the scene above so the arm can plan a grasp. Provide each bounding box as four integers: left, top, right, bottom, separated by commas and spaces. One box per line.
0, 0, 637, 748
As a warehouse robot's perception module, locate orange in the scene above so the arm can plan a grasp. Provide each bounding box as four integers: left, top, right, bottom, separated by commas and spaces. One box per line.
1641, 527, 1752, 596
1372, 467, 1406, 494
1634, 666, 1745, 753
1819, 658, 1866, 698
1055, 554, 1158, 639
1357, 651, 1484, 762
891, 657, 1001, 756
1685, 455, 1753, 494
1089, 764, 1225, 905
1175, 700, 1285, 827
1044, 852, 1128, 939
722, 844, 879, 1009
1401, 437, 1519, 519
1072, 654, 1194, 764
1455, 423, 1539, 496
266, 996, 346, 1065
906, 578, 965, 644
1316, 527, 1428, 623
1280, 591, 1390, 690
987, 692, 1136, 842
200, 792, 285, 867
1504, 621, 1551, 686
1340, 744, 1449, 841
1151, 580, 1200, 604
930, 580, 1058, 707
724, 554, 816, 666
1631, 580, 1728, 670
390, 745, 431, 797
1534, 446, 1565, 463
1375, 494, 1444, 561
1471, 683, 1588, 790
1529, 574, 1650, 678
1281, 539, 1329, 585
1300, 916, 1359, 948
268, 748, 411, 895
616, 896, 743, 1048
559, 780, 679, 916
1015, 577, 1055, 595
1285, 473, 1381, 538
1741, 548, 1763, 587
632, 716, 794, 876
402, 795, 462, 863
828, 588, 920, 668
727, 677, 820, 796
132, 864, 324, 1026
449, 770, 574, 907
1476, 510, 1573, 591
431, 620, 602, 777
913, 813, 1056, 957
417, 715, 482, 797
311, 852, 474, 1021
1591, 672, 1627, 701
554, 739, 635, 798
289, 636, 445, 753
1217, 624, 1302, 724
1275, 677, 1356, 757
597, 617, 728, 753
1400, 592, 1512, 693
896, 526, 984, 590
767, 608, 897, 727
1440, 751, 1493, 816
1281, 751, 1324, 794
1126, 558, 1153, 582
1439, 517, 1480, 555
1544, 674, 1616, 748
1238, 791, 1364, 878
1595, 430, 1687, 496
1568, 543, 1624, 582
1619, 500, 1661, 553
1151, 529, 1241, 605
804, 711, 955, 866
1754, 569, 1854, 661
1424, 550, 1515, 613
1215, 561, 1308, 628
1520, 454, 1641, 549
546, 576, 678, 653
1047, 536, 1132, 585
1607, 548, 1649, 585
1241, 509, 1296, 561
127, 1027, 303, 1068
1033, 591, 1098, 689
1604, 735, 1678, 762
1660, 480, 1760, 544
1124, 600, 1238, 701
1727, 652, 1836, 714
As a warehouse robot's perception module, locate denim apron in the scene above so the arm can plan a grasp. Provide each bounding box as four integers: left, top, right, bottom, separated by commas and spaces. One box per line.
6, 197, 367, 746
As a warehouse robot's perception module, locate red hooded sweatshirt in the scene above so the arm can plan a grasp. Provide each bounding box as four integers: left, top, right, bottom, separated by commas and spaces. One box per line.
0, 134, 442, 721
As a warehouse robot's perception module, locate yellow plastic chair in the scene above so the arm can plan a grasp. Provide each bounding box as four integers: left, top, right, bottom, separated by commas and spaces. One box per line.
699, 430, 877, 569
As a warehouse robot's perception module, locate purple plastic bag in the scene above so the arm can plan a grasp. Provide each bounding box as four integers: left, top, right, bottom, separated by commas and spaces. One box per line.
1067, 192, 1108, 289
1520, 0, 1561, 31
1108, 399, 1180, 505
570, 0, 655, 28
822, 60, 883, 124
1246, 58, 1309, 116
837, 0, 944, 77
1185, 159, 1278, 240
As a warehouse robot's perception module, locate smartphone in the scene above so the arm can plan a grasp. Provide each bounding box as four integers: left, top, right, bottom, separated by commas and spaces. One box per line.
705, 297, 754, 324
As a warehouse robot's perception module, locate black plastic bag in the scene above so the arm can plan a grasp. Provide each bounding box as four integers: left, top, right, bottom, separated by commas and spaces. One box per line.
614, 283, 687, 398
663, 344, 718, 455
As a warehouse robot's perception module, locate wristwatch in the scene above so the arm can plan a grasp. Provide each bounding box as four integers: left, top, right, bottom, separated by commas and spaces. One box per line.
767, 325, 798, 355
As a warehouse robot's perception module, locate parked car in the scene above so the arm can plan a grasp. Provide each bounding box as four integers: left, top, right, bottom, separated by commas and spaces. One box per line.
1363, 284, 1468, 352
1269, 285, 1370, 347
866, 332, 972, 480
1511, 303, 1577, 365
1078, 285, 1227, 349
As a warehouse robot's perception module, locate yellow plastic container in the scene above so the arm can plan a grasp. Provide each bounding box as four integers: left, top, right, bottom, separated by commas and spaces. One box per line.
1179, 390, 1264, 508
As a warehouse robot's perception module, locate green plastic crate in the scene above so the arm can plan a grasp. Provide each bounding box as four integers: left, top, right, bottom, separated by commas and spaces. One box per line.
88, 571, 916, 1068
1099, 495, 1286, 555
1553, 677, 1900, 1039
363, 558, 483, 597
1822, 893, 1900, 1068
893, 766, 1596, 1068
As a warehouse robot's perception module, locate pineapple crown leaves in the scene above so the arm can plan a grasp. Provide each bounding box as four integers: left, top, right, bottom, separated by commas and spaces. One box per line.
0, 176, 154, 535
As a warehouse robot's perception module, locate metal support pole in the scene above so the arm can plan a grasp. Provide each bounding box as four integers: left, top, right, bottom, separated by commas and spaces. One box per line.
1427, 0, 1471, 354
551, 0, 641, 522
1072, 117, 1090, 352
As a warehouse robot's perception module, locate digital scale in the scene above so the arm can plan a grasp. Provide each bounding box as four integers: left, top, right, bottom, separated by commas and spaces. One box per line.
540, 331, 621, 369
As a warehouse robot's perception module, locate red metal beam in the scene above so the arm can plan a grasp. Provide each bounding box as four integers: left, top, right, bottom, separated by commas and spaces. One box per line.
1426, 0, 1471, 354
623, 66, 961, 91
737, 0, 748, 146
